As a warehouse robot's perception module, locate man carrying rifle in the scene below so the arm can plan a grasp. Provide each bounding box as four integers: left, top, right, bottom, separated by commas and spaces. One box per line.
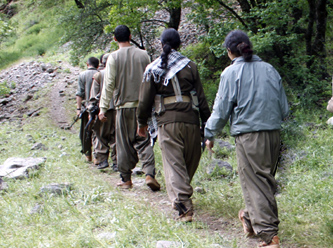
88, 53, 117, 170
75, 57, 99, 162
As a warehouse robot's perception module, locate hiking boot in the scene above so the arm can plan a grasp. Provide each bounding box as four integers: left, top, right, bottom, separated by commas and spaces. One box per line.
116, 180, 133, 189
85, 155, 92, 162
176, 210, 193, 223
145, 175, 160, 191
258, 236, 280, 248
112, 164, 118, 172
97, 160, 109, 170
238, 209, 254, 237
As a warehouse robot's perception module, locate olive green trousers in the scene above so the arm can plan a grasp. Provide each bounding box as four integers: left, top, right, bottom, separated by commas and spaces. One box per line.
235, 130, 280, 244
158, 122, 201, 210
116, 108, 155, 181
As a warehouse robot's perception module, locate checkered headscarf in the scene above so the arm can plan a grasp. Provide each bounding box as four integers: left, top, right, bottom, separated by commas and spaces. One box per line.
143, 50, 190, 86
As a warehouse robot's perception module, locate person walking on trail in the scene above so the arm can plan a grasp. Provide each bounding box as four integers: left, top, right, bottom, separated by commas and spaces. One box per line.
137, 28, 211, 222
204, 30, 289, 247
99, 25, 160, 191
88, 53, 117, 170
76, 57, 99, 162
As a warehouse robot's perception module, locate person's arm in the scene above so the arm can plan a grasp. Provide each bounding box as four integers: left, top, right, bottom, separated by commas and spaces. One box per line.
76, 73, 85, 115
99, 56, 116, 122
279, 80, 289, 120
137, 74, 156, 137
90, 72, 101, 101
191, 62, 211, 123
204, 71, 236, 142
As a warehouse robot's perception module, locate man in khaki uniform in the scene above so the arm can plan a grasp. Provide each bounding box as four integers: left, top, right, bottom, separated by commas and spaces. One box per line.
99, 25, 160, 191
89, 53, 117, 170
76, 57, 99, 162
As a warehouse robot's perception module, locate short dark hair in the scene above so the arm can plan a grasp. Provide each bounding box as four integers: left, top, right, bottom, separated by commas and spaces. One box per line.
223, 30, 253, 62
114, 25, 131, 42
87, 57, 99, 68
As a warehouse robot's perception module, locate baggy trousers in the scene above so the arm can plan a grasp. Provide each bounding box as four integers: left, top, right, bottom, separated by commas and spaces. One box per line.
79, 111, 92, 156
92, 109, 117, 165
158, 122, 201, 210
116, 108, 155, 182
235, 130, 280, 244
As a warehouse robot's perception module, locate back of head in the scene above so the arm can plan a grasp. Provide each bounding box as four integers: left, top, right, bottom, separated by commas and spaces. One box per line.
114, 25, 131, 42
87, 57, 99, 69
223, 30, 253, 62
160, 28, 181, 69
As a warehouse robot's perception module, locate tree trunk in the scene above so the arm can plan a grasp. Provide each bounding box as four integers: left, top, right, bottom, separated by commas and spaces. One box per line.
167, 7, 181, 30
74, 0, 84, 9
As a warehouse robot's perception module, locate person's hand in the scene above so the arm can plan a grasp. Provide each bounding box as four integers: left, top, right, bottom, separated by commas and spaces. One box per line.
205, 139, 215, 154
76, 109, 81, 116
137, 125, 148, 137
98, 112, 107, 122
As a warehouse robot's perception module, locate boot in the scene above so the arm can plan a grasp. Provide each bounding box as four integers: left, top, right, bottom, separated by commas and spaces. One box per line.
238, 209, 254, 237
175, 202, 193, 222
258, 236, 280, 248
116, 180, 133, 189
145, 175, 160, 191
97, 160, 109, 170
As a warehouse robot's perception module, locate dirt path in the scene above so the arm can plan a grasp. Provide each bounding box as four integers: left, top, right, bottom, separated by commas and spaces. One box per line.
48, 65, 297, 248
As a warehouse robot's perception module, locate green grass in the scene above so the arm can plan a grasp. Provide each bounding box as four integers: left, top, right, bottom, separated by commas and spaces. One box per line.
1, 98, 332, 247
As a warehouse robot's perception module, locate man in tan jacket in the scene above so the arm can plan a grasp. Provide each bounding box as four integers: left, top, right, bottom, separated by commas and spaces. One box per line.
89, 53, 117, 170
99, 25, 160, 191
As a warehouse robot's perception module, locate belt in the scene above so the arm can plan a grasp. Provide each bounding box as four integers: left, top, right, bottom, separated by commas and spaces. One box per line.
116, 101, 138, 109
164, 95, 191, 104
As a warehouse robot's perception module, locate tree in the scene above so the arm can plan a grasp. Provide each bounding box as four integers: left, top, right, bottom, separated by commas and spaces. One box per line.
190, 0, 331, 106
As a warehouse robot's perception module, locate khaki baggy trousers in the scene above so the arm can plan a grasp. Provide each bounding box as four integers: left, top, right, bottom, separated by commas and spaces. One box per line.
116, 108, 155, 181
92, 109, 117, 165
158, 122, 201, 210
235, 130, 280, 244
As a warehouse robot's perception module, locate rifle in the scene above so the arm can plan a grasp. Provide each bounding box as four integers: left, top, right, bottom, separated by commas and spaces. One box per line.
84, 104, 99, 142
65, 107, 86, 130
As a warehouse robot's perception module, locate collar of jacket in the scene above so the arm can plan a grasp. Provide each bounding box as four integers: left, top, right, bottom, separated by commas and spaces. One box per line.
231, 55, 262, 64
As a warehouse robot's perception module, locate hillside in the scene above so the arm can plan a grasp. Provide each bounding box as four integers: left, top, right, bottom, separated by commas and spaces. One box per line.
0, 1, 332, 248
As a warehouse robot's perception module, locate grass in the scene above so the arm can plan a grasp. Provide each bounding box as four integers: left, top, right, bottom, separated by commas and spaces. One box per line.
1, 86, 332, 247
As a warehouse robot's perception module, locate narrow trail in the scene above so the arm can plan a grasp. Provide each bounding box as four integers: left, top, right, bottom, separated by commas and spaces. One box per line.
47, 64, 297, 248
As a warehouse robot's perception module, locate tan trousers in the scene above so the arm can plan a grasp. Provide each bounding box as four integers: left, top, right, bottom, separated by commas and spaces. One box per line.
92, 109, 117, 165
116, 108, 155, 181
158, 122, 201, 210
235, 130, 280, 244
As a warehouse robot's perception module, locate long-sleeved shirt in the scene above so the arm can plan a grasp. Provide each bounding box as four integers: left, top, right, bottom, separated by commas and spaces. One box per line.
137, 61, 211, 127
205, 55, 289, 139
99, 46, 150, 113
75, 68, 98, 101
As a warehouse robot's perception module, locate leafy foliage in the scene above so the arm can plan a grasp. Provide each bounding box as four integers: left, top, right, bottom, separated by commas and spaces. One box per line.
190, 0, 332, 107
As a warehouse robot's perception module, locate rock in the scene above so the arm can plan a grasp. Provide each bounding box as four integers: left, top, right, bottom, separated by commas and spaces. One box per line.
39, 183, 73, 195
215, 139, 234, 150
23, 94, 34, 102
96, 232, 116, 240
132, 167, 144, 176
31, 142, 48, 151
0, 178, 8, 191
26, 134, 35, 143
0, 96, 13, 105
327, 117, 333, 125
47, 68, 54, 73
30, 203, 43, 214
206, 159, 233, 175
194, 187, 206, 194
0, 157, 46, 179
156, 241, 182, 248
